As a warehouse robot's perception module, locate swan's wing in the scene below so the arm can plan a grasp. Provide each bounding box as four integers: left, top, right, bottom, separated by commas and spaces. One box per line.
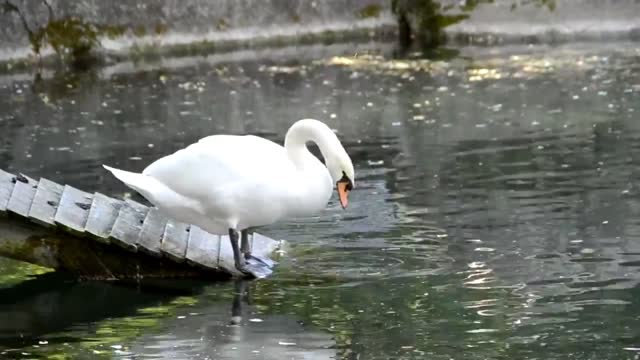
142, 135, 294, 205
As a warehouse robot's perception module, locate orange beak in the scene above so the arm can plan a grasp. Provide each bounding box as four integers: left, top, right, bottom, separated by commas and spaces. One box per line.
337, 180, 350, 209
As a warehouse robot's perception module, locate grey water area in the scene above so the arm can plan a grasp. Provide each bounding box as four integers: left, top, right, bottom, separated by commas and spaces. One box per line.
1, 6, 640, 360
1, 39, 640, 359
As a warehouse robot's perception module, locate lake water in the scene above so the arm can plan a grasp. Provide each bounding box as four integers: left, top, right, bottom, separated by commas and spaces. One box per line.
0, 41, 640, 359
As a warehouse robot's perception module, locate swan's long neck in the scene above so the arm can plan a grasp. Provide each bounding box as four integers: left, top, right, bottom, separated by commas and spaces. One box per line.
284, 119, 337, 170
283, 119, 337, 216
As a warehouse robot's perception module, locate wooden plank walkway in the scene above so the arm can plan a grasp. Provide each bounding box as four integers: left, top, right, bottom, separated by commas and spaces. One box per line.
0, 168, 282, 279
137, 208, 168, 257
54, 185, 93, 236
0, 169, 15, 214
85, 192, 123, 242
109, 199, 148, 251
186, 226, 221, 269
7, 174, 38, 217
161, 220, 190, 262
28, 178, 64, 227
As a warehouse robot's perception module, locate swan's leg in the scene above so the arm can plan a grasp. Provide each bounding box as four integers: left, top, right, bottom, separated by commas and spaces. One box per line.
229, 228, 247, 272
240, 229, 251, 258
229, 229, 272, 278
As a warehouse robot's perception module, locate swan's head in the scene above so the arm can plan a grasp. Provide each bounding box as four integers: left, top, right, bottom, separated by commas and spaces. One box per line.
285, 118, 355, 208
326, 146, 355, 209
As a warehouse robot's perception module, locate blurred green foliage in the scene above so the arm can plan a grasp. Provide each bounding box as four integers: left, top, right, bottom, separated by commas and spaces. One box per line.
41, 17, 124, 66
1, 0, 125, 69
391, 0, 556, 48
358, 4, 383, 18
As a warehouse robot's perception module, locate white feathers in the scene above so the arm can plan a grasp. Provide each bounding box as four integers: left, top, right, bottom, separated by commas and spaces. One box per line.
104, 119, 355, 234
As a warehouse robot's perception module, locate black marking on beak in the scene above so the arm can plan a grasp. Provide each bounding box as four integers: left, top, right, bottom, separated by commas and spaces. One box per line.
338, 171, 353, 191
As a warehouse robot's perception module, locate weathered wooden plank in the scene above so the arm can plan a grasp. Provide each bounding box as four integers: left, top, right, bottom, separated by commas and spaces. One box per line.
161, 220, 190, 262
136, 208, 168, 257
28, 178, 64, 227
53, 185, 93, 235
185, 226, 221, 269
109, 199, 148, 251
218, 234, 242, 276
85, 193, 124, 242
6, 174, 38, 218
0, 169, 15, 213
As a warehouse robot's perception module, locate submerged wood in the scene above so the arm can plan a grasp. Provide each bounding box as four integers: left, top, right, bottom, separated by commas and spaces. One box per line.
0, 169, 283, 280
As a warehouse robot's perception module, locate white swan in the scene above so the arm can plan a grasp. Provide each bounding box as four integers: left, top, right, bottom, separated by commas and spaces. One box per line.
104, 119, 355, 277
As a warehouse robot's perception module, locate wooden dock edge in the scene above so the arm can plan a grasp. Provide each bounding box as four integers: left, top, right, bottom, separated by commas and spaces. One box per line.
0, 168, 285, 280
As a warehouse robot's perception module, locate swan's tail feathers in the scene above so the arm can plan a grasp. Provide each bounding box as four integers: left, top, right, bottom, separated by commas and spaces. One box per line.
103, 165, 165, 205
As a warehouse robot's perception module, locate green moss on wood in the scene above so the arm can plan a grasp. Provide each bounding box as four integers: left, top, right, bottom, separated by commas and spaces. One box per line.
0, 259, 51, 288
358, 4, 382, 18
0, 220, 225, 280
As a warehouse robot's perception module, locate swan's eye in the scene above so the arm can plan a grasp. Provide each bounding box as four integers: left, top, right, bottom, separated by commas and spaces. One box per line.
339, 171, 353, 191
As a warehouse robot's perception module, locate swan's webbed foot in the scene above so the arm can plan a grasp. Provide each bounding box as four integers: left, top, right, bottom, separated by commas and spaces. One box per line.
236, 261, 273, 279
230, 229, 273, 279
246, 253, 276, 268
240, 229, 277, 268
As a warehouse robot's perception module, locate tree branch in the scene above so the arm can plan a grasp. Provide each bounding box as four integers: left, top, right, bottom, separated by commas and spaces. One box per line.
2, 0, 35, 39
41, 0, 53, 22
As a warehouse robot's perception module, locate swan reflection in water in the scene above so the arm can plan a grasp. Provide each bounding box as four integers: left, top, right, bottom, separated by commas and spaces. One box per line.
0, 275, 335, 359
